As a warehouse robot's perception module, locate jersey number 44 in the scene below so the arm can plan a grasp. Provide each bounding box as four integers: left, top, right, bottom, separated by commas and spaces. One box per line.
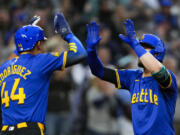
1, 78, 26, 108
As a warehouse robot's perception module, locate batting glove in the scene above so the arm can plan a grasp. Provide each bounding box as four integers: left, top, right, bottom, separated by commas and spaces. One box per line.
86, 21, 101, 52
119, 19, 139, 49
54, 12, 72, 39
119, 19, 147, 58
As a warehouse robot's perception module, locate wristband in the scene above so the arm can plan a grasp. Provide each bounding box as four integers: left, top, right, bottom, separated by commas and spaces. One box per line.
134, 45, 147, 58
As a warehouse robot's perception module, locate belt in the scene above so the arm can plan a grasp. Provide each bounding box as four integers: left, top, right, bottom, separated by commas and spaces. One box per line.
1, 122, 44, 132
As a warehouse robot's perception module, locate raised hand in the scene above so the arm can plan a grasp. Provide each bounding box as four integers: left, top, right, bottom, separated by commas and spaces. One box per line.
119, 19, 138, 49
124, 19, 136, 39
86, 21, 101, 51
54, 12, 72, 39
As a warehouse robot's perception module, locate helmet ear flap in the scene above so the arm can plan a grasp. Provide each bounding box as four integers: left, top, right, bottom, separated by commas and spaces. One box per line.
157, 40, 166, 62
156, 40, 164, 52
149, 49, 162, 62
150, 49, 155, 55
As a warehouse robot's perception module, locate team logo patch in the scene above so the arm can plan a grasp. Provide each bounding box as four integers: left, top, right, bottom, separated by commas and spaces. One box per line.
140, 35, 145, 40
18, 44, 23, 48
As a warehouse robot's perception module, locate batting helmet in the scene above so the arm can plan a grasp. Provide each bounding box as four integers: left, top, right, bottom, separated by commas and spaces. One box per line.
14, 25, 46, 52
139, 34, 166, 62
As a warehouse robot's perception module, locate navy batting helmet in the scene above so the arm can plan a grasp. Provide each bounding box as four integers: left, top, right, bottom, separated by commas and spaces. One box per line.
139, 34, 166, 62
14, 25, 47, 52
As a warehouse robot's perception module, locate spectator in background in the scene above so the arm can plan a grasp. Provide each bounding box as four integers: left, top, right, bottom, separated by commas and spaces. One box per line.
45, 36, 74, 135
86, 77, 120, 135
34, 0, 54, 37
47, 69, 74, 135
0, 8, 10, 61
127, 0, 155, 30
154, 0, 179, 41
111, 4, 129, 36
85, 47, 121, 135
99, 0, 114, 24
163, 55, 178, 74
99, 26, 124, 64
6, 4, 28, 46
71, 0, 87, 14
168, 40, 180, 68
0, 8, 10, 45
69, 72, 90, 135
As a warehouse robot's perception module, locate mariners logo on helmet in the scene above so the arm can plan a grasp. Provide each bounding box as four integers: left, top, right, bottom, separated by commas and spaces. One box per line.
14, 25, 47, 52
139, 34, 166, 62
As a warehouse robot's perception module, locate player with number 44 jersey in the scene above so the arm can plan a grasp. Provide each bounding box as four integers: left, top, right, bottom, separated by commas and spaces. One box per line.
0, 12, 86, 135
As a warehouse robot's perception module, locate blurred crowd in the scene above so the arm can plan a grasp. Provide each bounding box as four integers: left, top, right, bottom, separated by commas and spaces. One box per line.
1, 0, 180, 135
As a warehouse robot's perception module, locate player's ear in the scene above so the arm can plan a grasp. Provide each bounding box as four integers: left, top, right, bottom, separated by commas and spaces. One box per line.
37, 41, 45, 52
36, 41, 41, 49
37, 41, 41, 46
34, 41, 40, 52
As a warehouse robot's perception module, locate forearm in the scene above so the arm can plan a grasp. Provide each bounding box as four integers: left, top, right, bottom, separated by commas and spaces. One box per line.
139, 51, 163, 73
87, 49, 117, 84
87, 50, 104, 78
86, 21, 117, 85
64, 34, 87, 67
